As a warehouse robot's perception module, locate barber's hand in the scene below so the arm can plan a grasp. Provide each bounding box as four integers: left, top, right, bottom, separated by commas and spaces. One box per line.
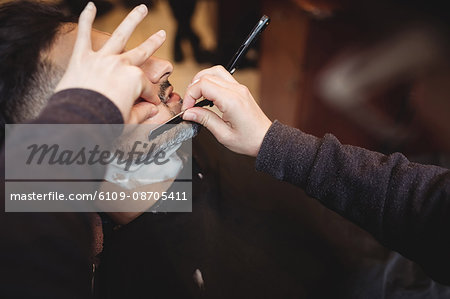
55, 2, 165, 123
182, 66, 272, 157
128, 101, 159, 124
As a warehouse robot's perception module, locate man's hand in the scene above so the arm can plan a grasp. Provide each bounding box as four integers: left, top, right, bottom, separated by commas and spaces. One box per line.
55, 2, 164, 123
182, 66, 272, 157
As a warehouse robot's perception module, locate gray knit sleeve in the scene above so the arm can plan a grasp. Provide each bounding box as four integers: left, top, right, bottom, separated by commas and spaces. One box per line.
256, 120, 322, 185
256, 120, 450, 284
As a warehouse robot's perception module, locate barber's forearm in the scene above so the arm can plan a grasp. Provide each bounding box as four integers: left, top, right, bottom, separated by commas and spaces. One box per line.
304, 132, 450, 283
36, 89, 123, 125
256, 120, 450, 284
255, 120, 321, 186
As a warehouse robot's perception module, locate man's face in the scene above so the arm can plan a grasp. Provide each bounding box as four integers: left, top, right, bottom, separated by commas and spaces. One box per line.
47, 23, 183, 125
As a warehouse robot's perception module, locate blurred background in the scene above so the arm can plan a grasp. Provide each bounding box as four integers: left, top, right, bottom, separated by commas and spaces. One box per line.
2, 0, 450, 296
44, 0, 450, 162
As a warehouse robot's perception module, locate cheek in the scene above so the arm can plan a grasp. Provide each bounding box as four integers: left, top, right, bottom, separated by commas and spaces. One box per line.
141, 71, 161, 100
149, 84, 160, 97
141, 64, 158, 83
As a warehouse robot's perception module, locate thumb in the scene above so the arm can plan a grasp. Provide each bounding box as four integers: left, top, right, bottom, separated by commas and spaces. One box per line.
183, 107, 231, 141
128, 101, 159, 124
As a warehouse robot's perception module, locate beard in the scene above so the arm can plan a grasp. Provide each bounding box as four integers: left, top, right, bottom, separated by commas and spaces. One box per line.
142, 121, 199, 157
112, 79, 200, 161
146, 79, 200, 157
111, 121, 200, 166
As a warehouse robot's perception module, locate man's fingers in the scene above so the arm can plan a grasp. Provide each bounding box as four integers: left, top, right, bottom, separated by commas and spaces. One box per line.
121, 30, 166, 66
128, 101, 159, 124
183, 107, 231, 142
74, 2, 96, 54
100, 4, 148, 55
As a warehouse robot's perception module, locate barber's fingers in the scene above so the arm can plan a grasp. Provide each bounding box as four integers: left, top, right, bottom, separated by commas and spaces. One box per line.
183, 107, 232, 143
191, 65, 237, 84
128, 101, 159, 124
121, 30, 166, 66
73, 2, 96, 54
100, 5, 148, 55
183, 73, 271, 156
183, 75, 238, 111
182, 67, 238, 110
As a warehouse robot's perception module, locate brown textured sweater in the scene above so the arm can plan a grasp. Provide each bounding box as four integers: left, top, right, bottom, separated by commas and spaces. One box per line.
256, 120, 450, 285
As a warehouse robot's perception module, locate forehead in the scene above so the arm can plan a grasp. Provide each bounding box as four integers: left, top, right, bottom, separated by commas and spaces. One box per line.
46, 23, 111, 69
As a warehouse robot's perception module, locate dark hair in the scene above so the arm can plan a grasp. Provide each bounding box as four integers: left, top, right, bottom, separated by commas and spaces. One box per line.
0, 0, 75, 127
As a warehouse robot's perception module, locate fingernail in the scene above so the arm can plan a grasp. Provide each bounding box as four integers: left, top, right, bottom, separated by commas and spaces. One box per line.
157, 30, 166, 38
86, 2, 94, 9
137, 4, 147, 13
188, 79, 200, 87
183, 111, 196, 121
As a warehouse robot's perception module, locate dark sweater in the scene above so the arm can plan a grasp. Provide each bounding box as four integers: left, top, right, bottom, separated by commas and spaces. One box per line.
2, 89, 448, 296
1, 89, 122, 298
256, 120, 450, 285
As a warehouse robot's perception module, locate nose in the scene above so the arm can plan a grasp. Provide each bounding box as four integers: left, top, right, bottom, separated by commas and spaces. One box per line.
142, 57, 173, 84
